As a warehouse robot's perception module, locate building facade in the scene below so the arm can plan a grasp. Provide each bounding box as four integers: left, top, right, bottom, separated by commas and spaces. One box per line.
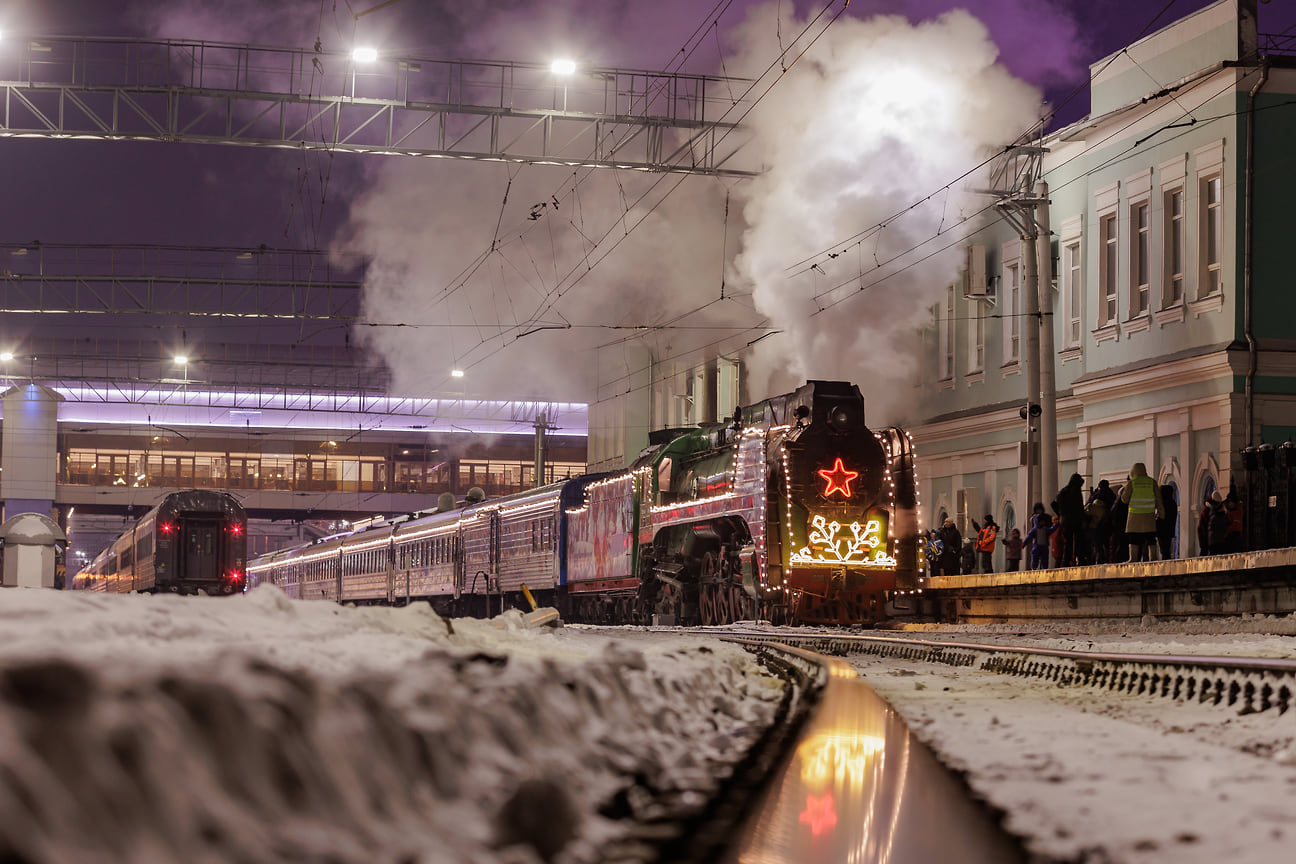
913, 0, 1296, 563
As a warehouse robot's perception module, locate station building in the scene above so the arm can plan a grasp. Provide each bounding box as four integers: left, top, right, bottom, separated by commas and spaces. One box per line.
912, 0, 1296, 563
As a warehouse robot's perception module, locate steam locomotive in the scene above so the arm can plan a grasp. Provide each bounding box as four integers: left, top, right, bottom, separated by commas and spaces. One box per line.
249, 380, 919, 626
72, 490, 249, 595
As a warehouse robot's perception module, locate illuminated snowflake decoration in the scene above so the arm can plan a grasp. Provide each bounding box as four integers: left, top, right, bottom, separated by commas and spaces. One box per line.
790, 514, 896, 567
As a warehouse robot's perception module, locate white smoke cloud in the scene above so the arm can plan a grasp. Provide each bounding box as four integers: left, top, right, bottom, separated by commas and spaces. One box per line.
725, 5, 1042, 422
337, 3, 1043, 422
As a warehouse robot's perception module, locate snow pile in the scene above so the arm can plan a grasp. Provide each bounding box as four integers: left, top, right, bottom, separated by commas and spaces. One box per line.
0, 587, 784, 863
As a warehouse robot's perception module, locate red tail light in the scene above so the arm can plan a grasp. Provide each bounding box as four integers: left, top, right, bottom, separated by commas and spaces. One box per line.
160, 522, 174, 534
228, 523, 244, 536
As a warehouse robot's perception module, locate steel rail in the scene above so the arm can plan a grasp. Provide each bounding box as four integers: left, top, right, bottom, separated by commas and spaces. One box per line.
696, 629, 1296, 715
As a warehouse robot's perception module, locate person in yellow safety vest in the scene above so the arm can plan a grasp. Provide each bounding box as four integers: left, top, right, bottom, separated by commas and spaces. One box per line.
1118, 462, 1165, 562
970, 514, 999, 574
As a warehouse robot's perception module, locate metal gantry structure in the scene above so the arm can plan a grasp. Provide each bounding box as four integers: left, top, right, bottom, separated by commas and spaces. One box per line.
0, 36, 757, 177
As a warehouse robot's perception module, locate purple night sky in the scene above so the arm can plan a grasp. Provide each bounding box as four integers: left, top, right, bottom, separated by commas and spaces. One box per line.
1, 1, 1292, 408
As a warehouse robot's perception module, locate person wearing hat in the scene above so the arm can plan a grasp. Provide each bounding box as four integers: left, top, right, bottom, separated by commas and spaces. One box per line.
971, 513, 999, 574
937, 517, 962, 576
1205, 490, 1230, 555
1119, 462, 1165, 562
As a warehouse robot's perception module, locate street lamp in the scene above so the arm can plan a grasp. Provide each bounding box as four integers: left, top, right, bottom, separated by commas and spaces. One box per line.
352, 46, 378, 63
0, 352, 12, 362
450, 369, 465, 378
551, 58, 576, 112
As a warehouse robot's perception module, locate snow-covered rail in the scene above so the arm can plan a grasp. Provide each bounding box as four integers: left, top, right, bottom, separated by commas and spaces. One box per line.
700, 630, 1296, 716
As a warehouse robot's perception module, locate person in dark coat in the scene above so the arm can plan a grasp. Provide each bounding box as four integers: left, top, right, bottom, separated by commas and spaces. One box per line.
1109, 493, 1129, 563
1155, 484, 1178, 560
1003, 528, 1024, 572
1205, 490, 1230, 555
1224, 490, 1245, 553
1051, 473, 1085, 567
1088, 478, 1117, 510
937, 518, 962, 576
959, 539, 977, 575
1085, 495, 1112, 564
1196, 492, 1213, 555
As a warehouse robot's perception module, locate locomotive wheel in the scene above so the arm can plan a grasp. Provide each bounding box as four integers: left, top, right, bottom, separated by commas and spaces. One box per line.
699, 553, 721, 625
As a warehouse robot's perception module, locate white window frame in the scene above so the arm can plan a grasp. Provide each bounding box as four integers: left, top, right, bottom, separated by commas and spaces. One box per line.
1059, 215, 1082, 358
1000, 240, 1021, 370
1124, 169, 1152, 334
1093, 182, 1120, 343
1158, 155, 1187, 324
1101, 213, 1119, 322
938, 285, 954, 381
967, 293, 985, 376
1193, 140, 1226, 316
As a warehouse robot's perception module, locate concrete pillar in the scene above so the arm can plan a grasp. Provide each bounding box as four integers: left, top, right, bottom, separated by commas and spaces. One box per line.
0, 512, 66, 588
1, 384, 64, 519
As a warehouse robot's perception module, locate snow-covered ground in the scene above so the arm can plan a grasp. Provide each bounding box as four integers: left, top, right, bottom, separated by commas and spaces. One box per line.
857, 617, 1296, 864
0, 586, 784, 864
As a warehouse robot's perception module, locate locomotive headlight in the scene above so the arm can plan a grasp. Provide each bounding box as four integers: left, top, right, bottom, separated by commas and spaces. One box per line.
826, 403, 857, 433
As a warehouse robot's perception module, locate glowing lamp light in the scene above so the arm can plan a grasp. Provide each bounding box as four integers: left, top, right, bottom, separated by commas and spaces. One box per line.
550, 58, 576, 76
352, 46, 378, 63
817, 457, 858, 498
228, 523, 243, 535
160, 523, 174, 534
450, 369, 465, 378
173, 355, 188, 365
0, 352, 12, 362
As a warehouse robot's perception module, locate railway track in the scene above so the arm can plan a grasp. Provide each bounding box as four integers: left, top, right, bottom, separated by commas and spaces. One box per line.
699, 629, 1296, 716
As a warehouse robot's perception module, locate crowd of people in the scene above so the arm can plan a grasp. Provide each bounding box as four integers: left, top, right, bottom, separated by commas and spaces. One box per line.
924, 461, 1246, 576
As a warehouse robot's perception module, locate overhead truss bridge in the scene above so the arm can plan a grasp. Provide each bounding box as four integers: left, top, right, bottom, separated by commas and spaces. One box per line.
0, 36, 757, 177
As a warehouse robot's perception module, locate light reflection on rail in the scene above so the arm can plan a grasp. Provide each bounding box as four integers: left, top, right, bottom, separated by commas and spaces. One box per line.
727, 657, 1024, 864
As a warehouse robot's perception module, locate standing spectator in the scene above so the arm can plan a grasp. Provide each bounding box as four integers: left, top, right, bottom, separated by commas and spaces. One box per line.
1119, 462, 1164, 562
1197, 492, 1215, 555
1205, 490, 1229, 554
960, 538, 977, 575
1156, 484, 1178, 560
1224, 490, 1245, 553
1051, 473, 1085, 567
1003, 528, 1024, 572
1109, 491, 1130, 563
1085, 494, 1112, 564
1026, 513, 1055, 570
937, 518, 962, 576
924, 528, 944, 577
971, 514, 999, 574
1089, 478, 1117, 509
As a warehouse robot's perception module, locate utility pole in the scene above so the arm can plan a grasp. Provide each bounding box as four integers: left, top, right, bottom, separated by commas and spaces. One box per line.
985, 136, 1057, 510
1035, 181, 1058, 508
533, 412, 549, 488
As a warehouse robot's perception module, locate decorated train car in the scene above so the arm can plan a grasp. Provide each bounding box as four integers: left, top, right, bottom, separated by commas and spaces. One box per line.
72, 490, 248, 594
249, 380, 919, 626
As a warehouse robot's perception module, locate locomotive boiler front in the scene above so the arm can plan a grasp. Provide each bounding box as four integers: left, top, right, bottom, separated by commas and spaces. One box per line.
775, 383, 896, 623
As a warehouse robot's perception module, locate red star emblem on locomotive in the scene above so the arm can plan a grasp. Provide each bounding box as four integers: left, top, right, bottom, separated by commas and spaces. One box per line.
817, 457, 859, 498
